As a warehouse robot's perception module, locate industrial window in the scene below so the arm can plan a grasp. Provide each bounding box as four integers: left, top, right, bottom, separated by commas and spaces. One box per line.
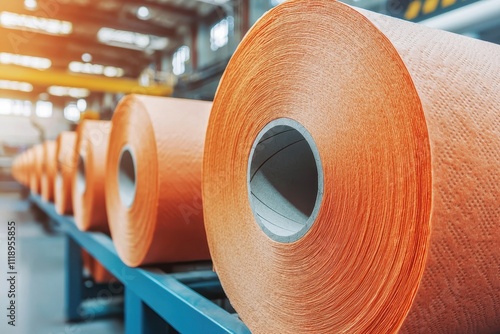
210, 17, 233, 51
172, 46, 190, 76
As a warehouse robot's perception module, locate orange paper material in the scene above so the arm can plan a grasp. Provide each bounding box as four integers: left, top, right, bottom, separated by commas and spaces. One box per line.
72, 120, 111, 232
202, 1, 500, 333
19, 149, 31, 186
105, 95, 212, 267
30, 144, 44, 194
41, 140, 57, 202
55, 132, 77, 215
82, 250, 114, 284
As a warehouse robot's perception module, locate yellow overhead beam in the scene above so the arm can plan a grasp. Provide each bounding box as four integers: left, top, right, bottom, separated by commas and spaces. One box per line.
0, 64, 172, 96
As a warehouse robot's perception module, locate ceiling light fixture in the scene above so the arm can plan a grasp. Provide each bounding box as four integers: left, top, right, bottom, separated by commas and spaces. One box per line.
48, 86, 90, 98
137, 6, 151, 20
97, 27, 168, 51
64, 103, 81, 122
0, 80, 33, 92
0, 52, 52, 70
172, 45, 190, 76
77, 99, 87, 111
81, 53, 92, 63
24, 0, 38, 10
0, 12, 72, 35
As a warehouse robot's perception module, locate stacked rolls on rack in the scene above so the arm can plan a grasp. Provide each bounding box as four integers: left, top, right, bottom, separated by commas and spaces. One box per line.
202, 1, 500, 333
30, 144, 44, 194
63, 125, 115, 282
41, 141, 57, 202
26, 150, 34, 186
105, 95, 212, 266
82, 250, 115, 284
21, 150, 30, 186
24, 151, 32, 186
55, 131, 77, 215
72, 120, 112, 232
12, 147, 32, 186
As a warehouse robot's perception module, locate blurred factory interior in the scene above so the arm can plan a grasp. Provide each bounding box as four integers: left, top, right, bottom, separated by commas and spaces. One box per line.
0, 0, 500, 179
0, 1, 499, 333
0, 0, 499, 178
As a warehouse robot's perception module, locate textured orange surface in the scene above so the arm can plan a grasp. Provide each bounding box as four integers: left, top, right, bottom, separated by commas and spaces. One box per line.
81, 250, 114, 283
41, 141, 57, 202
203, 1, 500, 333
106, 95, 212, 266
55, 132, 77, 215
72, 120, 112, 232
29, 144, 44, 194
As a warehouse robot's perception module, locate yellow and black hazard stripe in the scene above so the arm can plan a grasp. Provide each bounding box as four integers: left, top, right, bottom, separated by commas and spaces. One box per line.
387, 0, 480, 21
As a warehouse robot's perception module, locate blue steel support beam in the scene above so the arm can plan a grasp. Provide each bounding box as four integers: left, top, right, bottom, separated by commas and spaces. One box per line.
125, 289, 147, 334
126, 288, 177, 334
30, 194, 250, 334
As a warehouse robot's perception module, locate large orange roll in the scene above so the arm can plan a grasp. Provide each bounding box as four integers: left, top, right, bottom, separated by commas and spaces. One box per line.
30, 144, 44, 194
55, 132, 77, 215
72, 120, 111, 232
203, 1, 500, 333
24, 149, 34, 186
41, 140, 57, 202
12, 153, 22, 184
105, 95, 211, 267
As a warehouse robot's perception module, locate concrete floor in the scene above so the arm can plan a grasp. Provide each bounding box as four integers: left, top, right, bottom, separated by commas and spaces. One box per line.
0, 188, 124, 334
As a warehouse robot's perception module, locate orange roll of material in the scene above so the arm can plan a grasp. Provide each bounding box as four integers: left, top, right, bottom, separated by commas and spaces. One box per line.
41, 140, 57, 202
11, 155, 20, 183
105, 95, 212, 267
81, 250, 114, 283
24, 149, 34, 186
55, 131, 77, 215
30, 144, 44, 194
91, 258, 115, 284
72, 120, 111, 233
202, 1, 500, 333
